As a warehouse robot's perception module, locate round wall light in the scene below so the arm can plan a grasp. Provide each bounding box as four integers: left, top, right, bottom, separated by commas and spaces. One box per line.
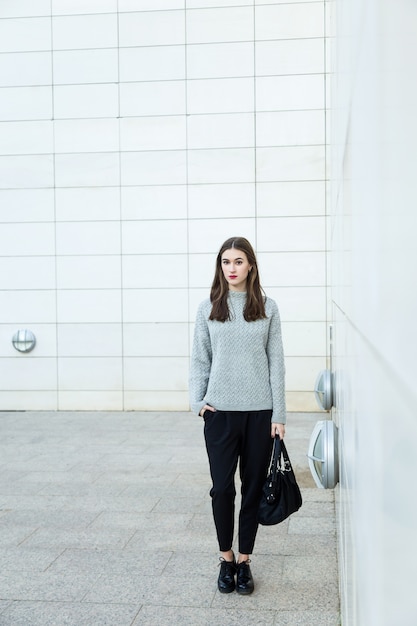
12, 329, 36, 353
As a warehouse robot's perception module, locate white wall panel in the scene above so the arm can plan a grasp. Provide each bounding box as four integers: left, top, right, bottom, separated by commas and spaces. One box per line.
58, 357, 123, 390
58, 390, 122, 411
53, 49, 118, 85
188, 183, 255, 218
266, 287, 326, 322
1, 358, 57, 390
188, 218, 256, 253
0, 189, 55, 221
0, 257, 55, 290
123, 289, 188, 323
187, 42, 253, 79
54, 119, 119, 153
186, 7, 253, 44
0, 155, 53, 188
56, 221, 121, 255
121, 186, 187, 220
257, 146, 325, 182
55, 153, 119, 187
122, 220, 187, 255
119, 0, 183, 9
0, 17, 51, 53
0, 290, 56, 324
55, 188, 120, 221
257, 216, 326, 252
123, 323, 189, 357
57, 324, 122, 357
122, 255, 188, 289
256, 75, 324, 112
282, 321, 327, 356
123, 357, 188, 391
0, 86, 52, 121
256, 181, 325, 217
51, 0, 117, 15
0, 323, 56, 357
255, 3, 324, 40
119, 10, 185, 47
53, 84, 119, 119
120, 82, 186, 117
56, 256, 122, 289
57, 290, 122, 323
120, 117, 186, 152
256, 39, 324, 76
187, 0, 252, 7
188, 148, 254, 183
0, 1, 51, 18
259, 252, 325, 287
0, 223, 55, 256
121, 151, 186, 186
52, 14, 117, 50
0, 52, 52, 86
119, 46, 185, 82
0, 121, 53, 155
256, 111, 325, 147
187, 78, 254, 114
187, 113, 254, 149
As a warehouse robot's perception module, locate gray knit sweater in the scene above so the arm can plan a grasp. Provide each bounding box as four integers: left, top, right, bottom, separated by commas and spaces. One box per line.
189, 291, 286, 423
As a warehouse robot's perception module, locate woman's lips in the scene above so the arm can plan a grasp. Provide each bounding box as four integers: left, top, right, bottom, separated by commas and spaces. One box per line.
229, 275, 237, 279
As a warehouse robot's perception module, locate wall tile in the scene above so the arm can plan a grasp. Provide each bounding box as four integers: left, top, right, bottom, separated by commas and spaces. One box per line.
0, 223, 55, 256
257, 216, 326, 252
119, 0, 183, 9
255, 3, 324, 40
121, 186, 187, 220
53, 49, 118, 85
0, 257, 55, 290
187, 77, 254, 114
0, 17, 51, 53
188, 183, 255, 218
256, 111, 325, 147
186, 7, 253, 44
123, 323, 189, 357
187, 113, 254, 149
0, 357, 57, 390
52, 14, 117, 50
122, 255, 188, 289
256, 146, 325, 182
256, 75, 325, 112
123, 390, 188, 411
188, 148, 254, 184
0, 390, 57, 411
256, 39, 324, 76
187, 0, 252, 7
0, 86, 52, 121
119, 46, 185, 82
122, 289, 188, 323
57, 290, 122, 323
123, 357, 188, 390
119, 10, 185, 47
188, 253, 218, 288
286, 391, 317, 412
0, 323, 56, 357
53, 84, 119, 119
0, 1, 51, 18
54, 119, 119, 153
55, 153, 120, 187
256, 181, 325, 217
56, 256, 122, 289
56, 221, 121, 255
187, 42, 253, 79
57, 324, 122, 357
0, 52, 52, 87
58, 390, 122, 410
0, 121, 53, 155
122, 220, 187, 255
120, 116, 186, 151
282, 321, 327, 356
0, 189, 55, 222
285, 356, 327, 390
265, 286, 326, 322
120, 81, 186, 117
0, 155, 53, 188
0, 290, 56, 324
55, 188, 120, 221
121, 151, 186, 186
58, 357, 123, 390
52, 0, 117, 14
188, 218, 256, 253
258, 252, 326, 287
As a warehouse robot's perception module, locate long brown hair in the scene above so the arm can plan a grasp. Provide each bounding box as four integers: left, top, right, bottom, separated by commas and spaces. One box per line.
209, 237, 266, 322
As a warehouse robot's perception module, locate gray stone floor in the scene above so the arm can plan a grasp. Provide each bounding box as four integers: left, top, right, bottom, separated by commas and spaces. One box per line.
0, 411, 340, 625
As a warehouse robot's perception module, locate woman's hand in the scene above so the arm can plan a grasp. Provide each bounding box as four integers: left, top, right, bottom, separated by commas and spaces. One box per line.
271, 422, 285, 439
199, 405, 216, 417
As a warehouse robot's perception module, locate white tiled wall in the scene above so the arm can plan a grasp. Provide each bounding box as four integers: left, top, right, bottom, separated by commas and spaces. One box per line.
330, 0, 417, 623
0, 1, 327, 411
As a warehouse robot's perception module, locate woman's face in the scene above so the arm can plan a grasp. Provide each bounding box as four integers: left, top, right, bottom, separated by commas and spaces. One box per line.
221, 248, 252, 292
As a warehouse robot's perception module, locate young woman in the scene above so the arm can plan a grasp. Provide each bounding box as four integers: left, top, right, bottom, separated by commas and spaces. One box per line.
189, 236, 286, 595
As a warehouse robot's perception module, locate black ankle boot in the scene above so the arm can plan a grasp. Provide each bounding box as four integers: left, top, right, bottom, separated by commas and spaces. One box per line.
217, 555, 236, 593
236, 559, 254, 595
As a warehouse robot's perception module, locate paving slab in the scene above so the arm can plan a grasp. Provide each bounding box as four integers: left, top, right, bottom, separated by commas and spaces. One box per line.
0, 410, 340, 625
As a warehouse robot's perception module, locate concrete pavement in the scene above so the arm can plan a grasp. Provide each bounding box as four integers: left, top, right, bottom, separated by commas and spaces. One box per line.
0, 411, 340, 625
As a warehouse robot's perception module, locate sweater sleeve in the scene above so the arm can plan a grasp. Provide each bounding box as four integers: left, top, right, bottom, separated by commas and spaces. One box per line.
267, 300, 287, 424
189, 301, 212, 417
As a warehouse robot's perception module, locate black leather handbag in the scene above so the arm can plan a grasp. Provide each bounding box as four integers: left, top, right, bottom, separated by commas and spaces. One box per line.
258, 436, 302, 526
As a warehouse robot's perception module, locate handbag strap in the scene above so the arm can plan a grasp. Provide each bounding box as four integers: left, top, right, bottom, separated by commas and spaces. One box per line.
269, 435, 282, 482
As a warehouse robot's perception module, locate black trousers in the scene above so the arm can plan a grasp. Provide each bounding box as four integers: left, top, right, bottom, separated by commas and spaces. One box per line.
203, 409, 273, 555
